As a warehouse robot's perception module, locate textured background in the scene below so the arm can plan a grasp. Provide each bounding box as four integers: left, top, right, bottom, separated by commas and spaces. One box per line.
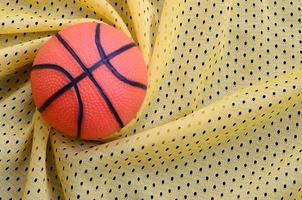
0, 0, 302, 199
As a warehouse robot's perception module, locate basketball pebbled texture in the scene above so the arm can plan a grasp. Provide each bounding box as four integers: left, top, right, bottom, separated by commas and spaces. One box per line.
30, 22, 148, 140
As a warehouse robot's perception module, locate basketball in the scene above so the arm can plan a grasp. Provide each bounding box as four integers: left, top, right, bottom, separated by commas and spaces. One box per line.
30, 22, 148, 140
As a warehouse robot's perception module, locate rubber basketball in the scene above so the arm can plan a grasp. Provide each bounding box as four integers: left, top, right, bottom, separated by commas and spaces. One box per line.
30, 22, 148, 140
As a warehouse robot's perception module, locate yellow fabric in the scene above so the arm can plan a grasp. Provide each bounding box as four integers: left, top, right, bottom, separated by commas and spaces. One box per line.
0, 0, 302, 199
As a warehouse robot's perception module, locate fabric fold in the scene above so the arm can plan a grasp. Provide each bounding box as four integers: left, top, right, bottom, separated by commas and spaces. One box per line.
0, 0, 301, 199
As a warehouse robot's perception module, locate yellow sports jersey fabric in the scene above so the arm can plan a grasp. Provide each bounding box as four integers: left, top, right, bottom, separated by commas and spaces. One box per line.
0, 0, 302, 199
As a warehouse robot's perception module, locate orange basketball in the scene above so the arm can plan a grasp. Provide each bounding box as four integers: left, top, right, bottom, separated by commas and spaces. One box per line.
30, 22, 148, 140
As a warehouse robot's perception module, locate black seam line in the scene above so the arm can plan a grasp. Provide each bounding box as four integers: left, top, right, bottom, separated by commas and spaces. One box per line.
105, 61, 147, 89
95, 23, 106, 58
73, 84, 83, 138
89, 43, 136, 72
56, 33, 87, 71
37, 72, 87, 112
32, 64, 75, 112
40, 35, 86, 137
88, 73, 124, 128
33, 64, 87, 113
33, 43, 135, 113
38, 81, 74, 112
38, 79, 83, 137
56, 32, 124, 128
95, 23, 147, 90
32, 64, 74, 81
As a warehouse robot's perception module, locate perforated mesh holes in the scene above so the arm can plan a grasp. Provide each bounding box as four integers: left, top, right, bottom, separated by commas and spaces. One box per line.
0, 0, 302, 199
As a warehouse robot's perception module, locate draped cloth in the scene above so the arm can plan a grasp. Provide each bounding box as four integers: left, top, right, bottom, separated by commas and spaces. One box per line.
0, 0, 302, 199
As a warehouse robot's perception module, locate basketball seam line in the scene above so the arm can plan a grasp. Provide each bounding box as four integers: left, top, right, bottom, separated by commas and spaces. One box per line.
95, 23, 147, 90
73, 81, 83, 138
32, 66, 87, 113
31, 43, 135, 113
32, 65, 84, 137
32, 64, 74, 81
56, 32, 124, 130
106, 60, 147, 89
